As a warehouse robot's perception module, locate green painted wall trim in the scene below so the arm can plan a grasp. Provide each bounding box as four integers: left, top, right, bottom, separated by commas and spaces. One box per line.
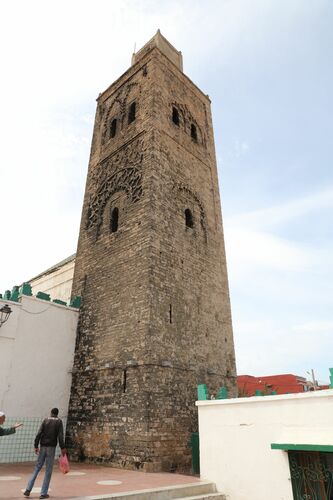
11, 286, 20, 302
36, 291, 51, 301
70, 296, 81, 309
19, 283, 32, 296
53, 299, 67, 306
271, 443, 333, 452
1, 283, 80, 311
197, 384, 209, 400
216, 386, 228, 399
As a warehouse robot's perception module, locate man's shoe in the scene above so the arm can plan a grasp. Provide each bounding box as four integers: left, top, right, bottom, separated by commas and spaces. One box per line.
39, 496, 49, 499
23, 491, 30, 498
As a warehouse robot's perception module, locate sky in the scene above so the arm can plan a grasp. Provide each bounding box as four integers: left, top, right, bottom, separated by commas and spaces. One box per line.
0, 0, 332, 384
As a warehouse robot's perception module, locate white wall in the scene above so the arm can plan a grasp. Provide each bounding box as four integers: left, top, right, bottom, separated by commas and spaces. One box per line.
0, 295, 78, 417
0, 304, 19, 411
30, 258, 75, 304
197, 391, 333, 500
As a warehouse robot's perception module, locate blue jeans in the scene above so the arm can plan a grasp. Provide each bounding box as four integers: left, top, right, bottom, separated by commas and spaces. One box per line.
26, 446, 56, 495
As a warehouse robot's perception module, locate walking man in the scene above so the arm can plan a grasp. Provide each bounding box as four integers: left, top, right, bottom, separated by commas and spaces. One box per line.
24, 408, 66, 499
0, 411, 23, 435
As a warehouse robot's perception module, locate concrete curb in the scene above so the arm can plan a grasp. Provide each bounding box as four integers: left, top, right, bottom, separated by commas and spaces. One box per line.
65, 480, 216, 500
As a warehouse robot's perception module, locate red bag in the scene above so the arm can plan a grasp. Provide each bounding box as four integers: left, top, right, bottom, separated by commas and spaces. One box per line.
59, 453, 70, 474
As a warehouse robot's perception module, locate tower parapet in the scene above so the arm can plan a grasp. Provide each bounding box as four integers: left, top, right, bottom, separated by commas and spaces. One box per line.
131, 29, 183, 71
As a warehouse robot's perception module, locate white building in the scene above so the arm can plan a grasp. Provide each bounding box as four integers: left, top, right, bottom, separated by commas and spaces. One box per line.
28, 254, 75, 304
197, 390, 333, 500
0, 291, 79, 462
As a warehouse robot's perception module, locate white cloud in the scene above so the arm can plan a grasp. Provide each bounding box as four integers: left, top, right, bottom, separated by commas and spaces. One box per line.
224, 183, 333, 384
228, 186, 333, 229
224, 139, 250, 160
234, 318, 333, 383
292, 321, 333, 334
223, 187, 333, 289
225, 227, 311, 275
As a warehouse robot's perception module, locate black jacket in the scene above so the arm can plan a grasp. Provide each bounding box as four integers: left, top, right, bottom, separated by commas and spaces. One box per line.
34, 417, 65, 448
0, 426, 15, 436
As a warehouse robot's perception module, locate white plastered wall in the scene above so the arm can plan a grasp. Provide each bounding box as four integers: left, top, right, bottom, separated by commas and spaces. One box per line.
30, 259, 75, 304
0, 295, 78, 417
197, 390, 333, 500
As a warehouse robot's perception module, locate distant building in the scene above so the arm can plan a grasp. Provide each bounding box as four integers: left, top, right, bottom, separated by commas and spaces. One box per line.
0, 291, 79, 463
28, 254, 75, 304
237, 373, 308, 395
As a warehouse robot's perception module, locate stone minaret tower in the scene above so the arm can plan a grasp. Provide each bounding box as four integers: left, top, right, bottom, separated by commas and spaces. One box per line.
67, 31, 237, 472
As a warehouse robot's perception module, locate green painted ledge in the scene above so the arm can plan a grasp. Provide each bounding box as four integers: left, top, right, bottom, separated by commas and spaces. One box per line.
271, 443, 333, 452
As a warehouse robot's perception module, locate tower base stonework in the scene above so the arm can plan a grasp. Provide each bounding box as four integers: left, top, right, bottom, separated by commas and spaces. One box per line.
68, 365, 236, 471
67, 31, 237, 472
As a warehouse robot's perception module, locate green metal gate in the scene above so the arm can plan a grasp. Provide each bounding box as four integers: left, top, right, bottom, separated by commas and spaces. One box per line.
288, 451, 333, 499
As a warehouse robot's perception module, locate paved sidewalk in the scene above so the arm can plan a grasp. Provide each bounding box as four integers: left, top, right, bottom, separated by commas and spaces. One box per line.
0, 462, 200, 499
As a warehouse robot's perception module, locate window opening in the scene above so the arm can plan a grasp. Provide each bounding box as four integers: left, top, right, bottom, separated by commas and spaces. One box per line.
110, 207, 119, 233
185, 208, 194, 228
191, 124, 198, 142
169, 304, 172, 324
128, 102, 136, 124
110, 118, 117, 138
122, 369, 127, 393
172, 107, 180, 126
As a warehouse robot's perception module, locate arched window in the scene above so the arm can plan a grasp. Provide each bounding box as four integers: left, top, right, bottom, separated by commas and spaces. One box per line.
185, 208, 194, 228
128, 102, 136, 124
110, 207, 119, 233
191, 124, 198, 142
110, 118, 117, 138
172, 107, 180, 126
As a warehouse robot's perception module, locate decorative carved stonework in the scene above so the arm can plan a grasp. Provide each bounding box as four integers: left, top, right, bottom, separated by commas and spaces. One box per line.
171, 100, 206, 147
101, 82, 141, 144
90, 135, 144, 191
86, 166, 142, 230
174, 182, 208, 241
86, 137, 144, 232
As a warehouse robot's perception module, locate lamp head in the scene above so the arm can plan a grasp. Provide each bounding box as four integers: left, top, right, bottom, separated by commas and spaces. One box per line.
0, 304, 12, 327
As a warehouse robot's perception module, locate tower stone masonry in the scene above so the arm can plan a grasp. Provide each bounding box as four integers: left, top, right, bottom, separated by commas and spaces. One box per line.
67, 31, 237, 472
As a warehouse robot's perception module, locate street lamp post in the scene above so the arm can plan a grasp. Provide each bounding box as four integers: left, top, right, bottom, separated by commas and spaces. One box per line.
0, 304, 12, 327
306, 369, 318, 391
